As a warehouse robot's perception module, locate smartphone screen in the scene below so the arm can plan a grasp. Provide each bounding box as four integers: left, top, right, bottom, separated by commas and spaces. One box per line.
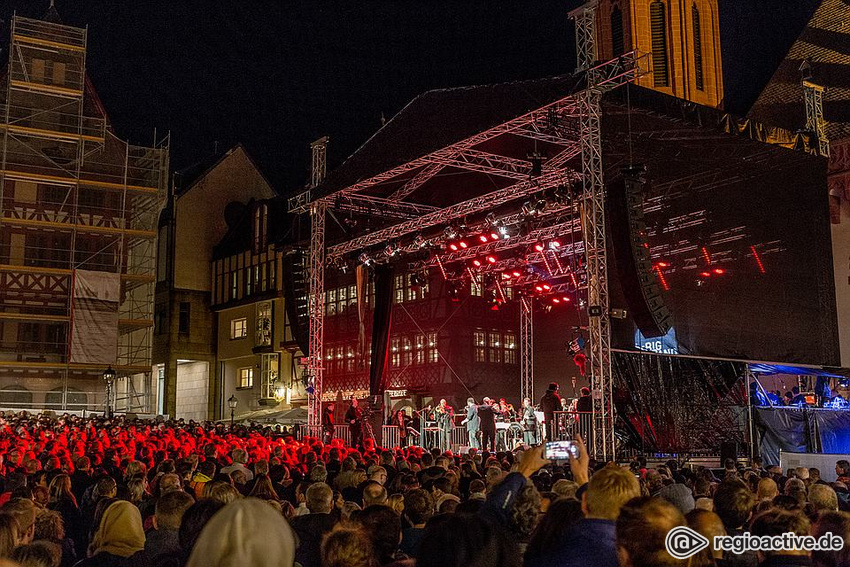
544, 440, 579, 460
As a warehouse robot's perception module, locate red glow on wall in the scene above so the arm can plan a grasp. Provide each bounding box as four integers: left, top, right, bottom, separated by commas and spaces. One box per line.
751, 245, 766, 274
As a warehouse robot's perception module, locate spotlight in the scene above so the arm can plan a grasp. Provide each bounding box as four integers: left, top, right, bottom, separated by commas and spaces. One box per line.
552, 297, 561, 304
548, 239, 561, 250
478, 234, 489, 243
512, 270, 522, 278
384, 242, 399, 257
358, 253, 373, 266
459, 240, 468, 249
534, 242, 545, 252
489, 231, 500, 241
700, 271, 711, 278
534, 284, 544, 292
471, 259, 483, 268
449, 242, 459, 251
486, 255, 497, 264
498, 225, 510, 238
542, 283, 551, 291
713, 268, 725, 275
657, 262, 668, 268
444, 225, 459, 239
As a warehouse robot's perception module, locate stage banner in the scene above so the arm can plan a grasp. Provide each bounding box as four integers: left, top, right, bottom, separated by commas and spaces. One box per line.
369, 264, 394, 396
754, 407, 811, 466
69, 269, 120, 365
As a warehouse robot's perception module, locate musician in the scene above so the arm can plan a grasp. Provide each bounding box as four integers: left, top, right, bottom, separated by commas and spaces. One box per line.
521, 397, 538, 445
434, 399, 454, 452
322, 402, 335, 445
345, 396, 364, 449
499, 398, 516, 420
477, 397, 497, 452
461, 397, 480, 450
540, 382, 564, 441
391, 409, 412, 448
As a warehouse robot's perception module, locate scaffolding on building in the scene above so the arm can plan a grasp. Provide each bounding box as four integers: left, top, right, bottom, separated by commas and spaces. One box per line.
0, 16, 169, 413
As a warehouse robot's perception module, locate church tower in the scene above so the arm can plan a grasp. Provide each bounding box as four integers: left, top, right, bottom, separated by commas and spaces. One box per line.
596, 0, 724, 109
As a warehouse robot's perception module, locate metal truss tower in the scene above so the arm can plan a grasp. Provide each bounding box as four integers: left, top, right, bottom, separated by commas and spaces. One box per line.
307, 137, 328, 427
520, 297, 534, 404
802, 80, 829, 158
572, 0, 615, 461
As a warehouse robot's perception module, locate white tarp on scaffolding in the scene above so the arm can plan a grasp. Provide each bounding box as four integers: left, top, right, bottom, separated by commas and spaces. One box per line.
69, 269, 120, 365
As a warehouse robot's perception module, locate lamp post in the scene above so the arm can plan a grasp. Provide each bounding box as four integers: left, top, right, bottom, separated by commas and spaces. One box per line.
228, 394, 238, 428
102, 366, 116, 419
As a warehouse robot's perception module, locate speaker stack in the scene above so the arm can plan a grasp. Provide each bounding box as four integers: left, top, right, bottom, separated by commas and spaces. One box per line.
608, 165, 672, 339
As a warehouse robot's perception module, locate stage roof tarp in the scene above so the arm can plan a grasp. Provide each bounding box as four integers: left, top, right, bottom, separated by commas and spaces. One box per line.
749, 364, 850, 378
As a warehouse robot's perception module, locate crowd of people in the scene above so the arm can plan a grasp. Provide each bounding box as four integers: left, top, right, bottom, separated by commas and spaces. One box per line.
0, 411, 844, 566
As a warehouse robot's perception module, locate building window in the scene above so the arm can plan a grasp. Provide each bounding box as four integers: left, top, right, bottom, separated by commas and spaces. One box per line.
470, 275, 483, 297
650, 1, 669, 87
488, 332, 501, 363
256, 302, 272, 346
611, 5, 624, 57
394, 275, 404, 303
230, 318, 248, 340
474, 331, 486, 363
156, 365, 165, 415
155, 305, 167, 335
391, 337, 400, 367
230, 272, 238, 300
504, 333, 517, 365
402, 336, 413, 366
253, 203, 268, 254
238, 367, 253, 389
692, 3, 704, 91
414, 334, 425, 365
260, 353, 278, 399
178, 302, 190, 334
345, 345, 355, 371
427, 332, 439, 364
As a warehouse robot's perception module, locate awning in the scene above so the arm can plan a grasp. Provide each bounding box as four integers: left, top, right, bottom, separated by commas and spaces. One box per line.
748, 363, 850, 378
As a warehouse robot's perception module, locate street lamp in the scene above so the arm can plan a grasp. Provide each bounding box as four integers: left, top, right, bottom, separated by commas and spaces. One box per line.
102, 366, 116, 419
228, 394, 238, 428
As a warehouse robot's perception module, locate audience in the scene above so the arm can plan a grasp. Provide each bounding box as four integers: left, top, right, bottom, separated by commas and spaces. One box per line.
0, 411, 843, 567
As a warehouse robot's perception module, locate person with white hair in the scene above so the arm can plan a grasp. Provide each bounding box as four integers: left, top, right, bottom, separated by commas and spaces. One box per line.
187, 498, 296, 567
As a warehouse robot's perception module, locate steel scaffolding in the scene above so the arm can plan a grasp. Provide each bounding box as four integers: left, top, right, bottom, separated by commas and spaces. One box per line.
520, 296, 534, 403
0, 16, 168, 413
572, 0, 616, 461
306, 138, 328, 427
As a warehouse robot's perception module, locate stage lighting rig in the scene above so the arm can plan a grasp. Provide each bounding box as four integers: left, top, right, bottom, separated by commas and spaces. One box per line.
358, 253, 373, 267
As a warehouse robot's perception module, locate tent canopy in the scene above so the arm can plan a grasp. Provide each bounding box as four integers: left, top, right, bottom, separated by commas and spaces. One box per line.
749, 363, 850, 378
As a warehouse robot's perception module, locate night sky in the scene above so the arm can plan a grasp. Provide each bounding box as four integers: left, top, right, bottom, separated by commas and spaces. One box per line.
0, 0, 579, 193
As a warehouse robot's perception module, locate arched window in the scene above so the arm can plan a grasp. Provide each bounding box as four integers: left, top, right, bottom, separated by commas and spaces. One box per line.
44, 387, 88, 410
611, 5, 625, 57
650, 1, 669, 87
0, 385, 32, 408
692, 3, 704, 91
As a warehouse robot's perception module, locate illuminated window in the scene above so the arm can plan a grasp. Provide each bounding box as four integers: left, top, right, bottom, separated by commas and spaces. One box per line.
650, 1, 669, 87
394, 275, 404, 303
474, 331, 486, 363
391, 337, 400, 367
402, 336, 413, 366
238, 367, 253, 389
427, 332, 439, 364
256, 302, 272, 346
230, 318, 247, 339
414, 334, 425, 365
470, 275, 483, 297
504, 333, 517, 365
230, 272, 238, 300
692, 3, 704, 91
348, 284, 357, 308
406, 274, 419, 302
488, 332, 502, 363
503, 285, 514, 300
346, 345, 355, 372
326, 289, 337, 316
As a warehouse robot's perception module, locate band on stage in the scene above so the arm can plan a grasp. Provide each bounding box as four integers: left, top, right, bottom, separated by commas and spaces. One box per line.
317, 382, 590, 451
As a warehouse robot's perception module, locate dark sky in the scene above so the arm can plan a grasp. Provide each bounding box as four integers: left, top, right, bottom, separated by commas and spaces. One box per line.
0, 0, 578, 194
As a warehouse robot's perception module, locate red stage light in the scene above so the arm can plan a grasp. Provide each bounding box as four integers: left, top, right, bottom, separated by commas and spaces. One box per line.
479, 235, 488, 243
552, 298, 561, 304
534, 243, 545, 252
751, 245, 766, 274
512, 270, 522, 278
472, 259, 483, 268
700, 271, 711, 278
542, 283, 551, 290
534, 285, 544, 292
549, 239, 561, 249
657, 262, 668, 268
701, 246, 712, 266
562, 296, 571, 302
713, 268, 725, 275
449, 243, 458, 251
459, 240, 468, 249
502, 272, 512, 279
486, 255, 497, 264
490, 232, 500, 241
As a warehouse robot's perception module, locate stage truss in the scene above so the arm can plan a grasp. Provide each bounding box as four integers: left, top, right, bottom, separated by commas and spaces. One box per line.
290, 2, 649, 454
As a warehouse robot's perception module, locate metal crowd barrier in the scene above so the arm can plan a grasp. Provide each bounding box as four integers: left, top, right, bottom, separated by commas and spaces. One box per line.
550, 411, 594, 441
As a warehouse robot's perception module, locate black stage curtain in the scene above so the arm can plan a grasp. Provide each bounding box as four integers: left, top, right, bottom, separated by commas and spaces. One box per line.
754, 408, 850, 465
369, 264, 394, 396
613, 351, 746, 453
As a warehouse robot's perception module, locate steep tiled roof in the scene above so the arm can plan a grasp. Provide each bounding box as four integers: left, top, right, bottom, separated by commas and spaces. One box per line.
748, 0, 850, 141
